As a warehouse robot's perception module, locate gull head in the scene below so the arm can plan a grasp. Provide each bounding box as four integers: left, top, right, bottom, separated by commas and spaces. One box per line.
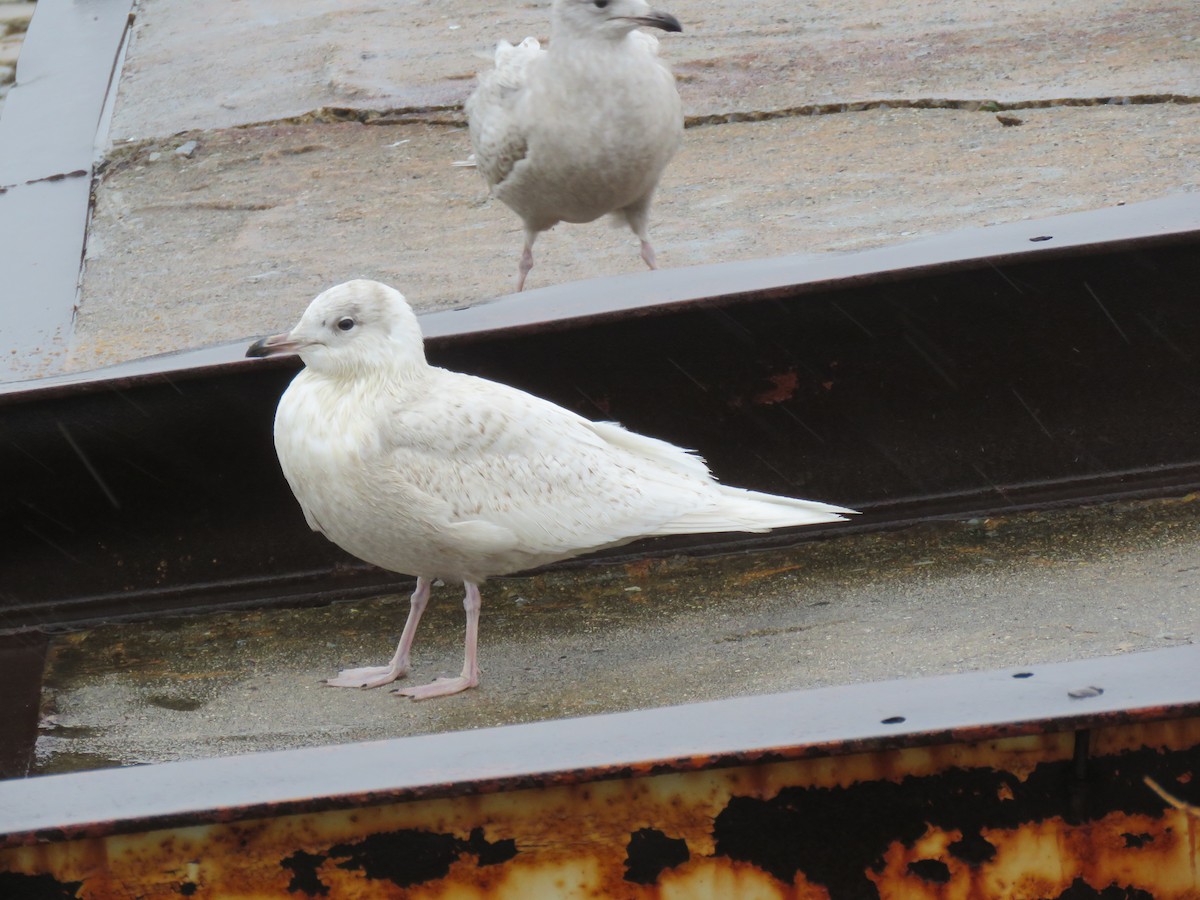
246, 279, 427, 378
553, 0, 682, 41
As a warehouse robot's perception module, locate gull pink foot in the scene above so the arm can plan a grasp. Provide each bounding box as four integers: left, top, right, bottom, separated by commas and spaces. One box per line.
325, 663, 406, 689
393, 674, 478, 700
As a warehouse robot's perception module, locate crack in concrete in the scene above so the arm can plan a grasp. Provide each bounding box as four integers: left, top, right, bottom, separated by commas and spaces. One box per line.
97, 92, 1198, 174
96, 91, 1200, 180
0, 169, 89, 193
682, 93, 1200, 128
237, 92, 1200, 132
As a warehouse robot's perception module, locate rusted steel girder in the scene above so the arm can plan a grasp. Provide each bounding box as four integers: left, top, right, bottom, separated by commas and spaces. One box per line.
3, 199, 1200, 630
1, 645, 1197, 898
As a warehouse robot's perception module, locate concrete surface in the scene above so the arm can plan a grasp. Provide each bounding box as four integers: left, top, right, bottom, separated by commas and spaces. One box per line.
59, 0, 1199, 372
33, 496, 1198, 772
105, 0, 1198, 139
67, 103, 1200, 373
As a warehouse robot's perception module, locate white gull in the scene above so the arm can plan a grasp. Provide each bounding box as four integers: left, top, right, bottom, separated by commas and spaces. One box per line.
466, 0, 684, 291
247, 279, 855, 699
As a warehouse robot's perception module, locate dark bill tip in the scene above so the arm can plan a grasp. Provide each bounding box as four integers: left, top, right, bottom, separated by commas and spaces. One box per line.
245, 333, 300, 358
633, 11, 682, 33
245, 337, 272, 358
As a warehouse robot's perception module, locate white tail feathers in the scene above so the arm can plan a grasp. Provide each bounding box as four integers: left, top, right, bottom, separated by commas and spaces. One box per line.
491, 36, 542, 89
653, 486, 856, 536
590, 418, 856, 536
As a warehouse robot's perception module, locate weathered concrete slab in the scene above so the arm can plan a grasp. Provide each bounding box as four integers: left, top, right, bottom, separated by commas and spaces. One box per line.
108, 0, 1199, 140
33, 496, 1198, 772
54, 0, 1199, 375
68, 103, 1200, 371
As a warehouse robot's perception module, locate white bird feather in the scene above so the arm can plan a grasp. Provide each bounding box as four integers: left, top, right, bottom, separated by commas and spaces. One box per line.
247, 280, 856, 698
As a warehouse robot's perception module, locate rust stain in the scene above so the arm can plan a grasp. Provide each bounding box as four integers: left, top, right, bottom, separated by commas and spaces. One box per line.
623, 558, 670, 580
733, 562, 806, 583
752, 369, 800, 406
1, 720, 1197, 897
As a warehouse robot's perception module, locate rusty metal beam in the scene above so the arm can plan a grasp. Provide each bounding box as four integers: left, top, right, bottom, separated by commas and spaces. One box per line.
1, 645, 1197, 897
2, 203, 1200, 630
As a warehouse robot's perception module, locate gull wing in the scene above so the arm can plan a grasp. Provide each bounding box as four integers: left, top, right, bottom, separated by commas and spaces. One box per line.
466, 37, 543, 191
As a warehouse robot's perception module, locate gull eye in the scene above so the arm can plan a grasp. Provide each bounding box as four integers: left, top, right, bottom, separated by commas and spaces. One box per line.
336, 317, 356, 332
593, 0, 608, 7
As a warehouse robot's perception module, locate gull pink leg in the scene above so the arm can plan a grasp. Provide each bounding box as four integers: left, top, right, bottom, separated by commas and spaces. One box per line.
326, 577, 431, 688
516, 228, 537, 292
516, 246, 534, 292
640, 239, 658, 271
395, 582, 482, 700
622, 198, 657, 272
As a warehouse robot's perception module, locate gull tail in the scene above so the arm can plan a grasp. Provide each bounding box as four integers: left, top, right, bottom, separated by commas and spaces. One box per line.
655, 486, 857, 536
589, 419, 857, 534
491, 36, 541, 87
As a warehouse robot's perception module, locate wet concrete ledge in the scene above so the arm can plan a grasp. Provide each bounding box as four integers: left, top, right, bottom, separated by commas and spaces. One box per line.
20, 495, 1200, 773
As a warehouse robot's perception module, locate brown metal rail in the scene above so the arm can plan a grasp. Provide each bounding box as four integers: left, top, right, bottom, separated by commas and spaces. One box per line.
2, 644, 1197, 897
1, 0, 1197, 635
3, 196, 1200, 632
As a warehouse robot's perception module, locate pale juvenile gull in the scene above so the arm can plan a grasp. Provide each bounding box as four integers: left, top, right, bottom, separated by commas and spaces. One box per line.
466, 0, 684, 291
247, 280, 856, 699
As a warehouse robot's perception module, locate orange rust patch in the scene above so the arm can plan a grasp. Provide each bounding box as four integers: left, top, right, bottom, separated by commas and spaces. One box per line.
734, 563, 806, 584
2, 720, 1197, 897
753, 370, 799, 405
623, 558, 670, 580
